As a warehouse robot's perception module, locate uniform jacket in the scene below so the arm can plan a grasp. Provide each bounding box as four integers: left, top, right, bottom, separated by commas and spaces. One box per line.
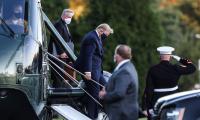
143, 60, 196, 111
104, 61, 139, 120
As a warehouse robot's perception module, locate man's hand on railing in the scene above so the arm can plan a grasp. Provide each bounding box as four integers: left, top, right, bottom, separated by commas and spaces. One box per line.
59, 52, 68, 59
84, 72, 91, 80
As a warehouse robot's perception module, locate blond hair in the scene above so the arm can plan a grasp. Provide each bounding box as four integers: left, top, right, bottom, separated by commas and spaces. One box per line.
96, 23, 114, 34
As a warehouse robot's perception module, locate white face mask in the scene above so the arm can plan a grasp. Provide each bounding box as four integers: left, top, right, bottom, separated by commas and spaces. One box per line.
64, 18, 71, 24
13, 20, 18, 24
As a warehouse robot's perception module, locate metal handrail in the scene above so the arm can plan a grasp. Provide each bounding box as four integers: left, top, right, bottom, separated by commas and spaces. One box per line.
48, 58, 103, 107
48, 53, 104, 88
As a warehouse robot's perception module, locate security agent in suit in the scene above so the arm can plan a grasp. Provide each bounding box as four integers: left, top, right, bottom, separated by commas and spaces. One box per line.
48, 9, 74, 88
99, 45, 139, 120
74, 23, 113, 119
142, 46, 196, 119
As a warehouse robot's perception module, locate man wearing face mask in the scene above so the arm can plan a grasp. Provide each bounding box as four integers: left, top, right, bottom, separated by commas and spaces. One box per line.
48, 9, 75, 88
99, 45, 139, 120
8, 5, 23, 26
6, 4, 25, 33
74, 23, 113, 119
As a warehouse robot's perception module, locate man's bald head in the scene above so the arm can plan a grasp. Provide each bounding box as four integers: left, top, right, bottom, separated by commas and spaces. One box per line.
115, 45, 132, 60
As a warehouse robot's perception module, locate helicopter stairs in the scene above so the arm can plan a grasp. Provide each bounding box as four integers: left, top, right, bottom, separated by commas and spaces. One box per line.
51, 104, 91, 120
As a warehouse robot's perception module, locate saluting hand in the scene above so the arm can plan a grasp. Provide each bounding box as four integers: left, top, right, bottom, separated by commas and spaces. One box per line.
172, 55, 181, 61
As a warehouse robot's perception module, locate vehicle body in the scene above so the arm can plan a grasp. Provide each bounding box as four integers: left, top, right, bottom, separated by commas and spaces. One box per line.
152, 90, 200, 120
0, 0, 91, 119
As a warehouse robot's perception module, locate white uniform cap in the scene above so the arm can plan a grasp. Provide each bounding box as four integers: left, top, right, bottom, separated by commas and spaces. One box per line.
157, 46, 174, 54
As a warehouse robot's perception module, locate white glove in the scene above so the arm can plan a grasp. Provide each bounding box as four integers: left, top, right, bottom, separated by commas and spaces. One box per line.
172, 55, 181, 61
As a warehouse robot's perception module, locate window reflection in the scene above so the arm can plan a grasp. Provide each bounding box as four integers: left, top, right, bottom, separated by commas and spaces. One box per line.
0, 0, 27, 33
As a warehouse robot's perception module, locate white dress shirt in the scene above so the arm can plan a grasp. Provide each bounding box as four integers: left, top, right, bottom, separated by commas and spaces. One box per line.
114, 59, 130, 72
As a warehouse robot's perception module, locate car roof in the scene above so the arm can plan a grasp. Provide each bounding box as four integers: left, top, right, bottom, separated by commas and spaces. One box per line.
157, 89, 200, 103
154, 89, 200, 112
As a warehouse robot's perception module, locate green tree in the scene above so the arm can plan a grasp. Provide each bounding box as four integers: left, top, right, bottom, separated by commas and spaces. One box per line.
41, 0, 66, 21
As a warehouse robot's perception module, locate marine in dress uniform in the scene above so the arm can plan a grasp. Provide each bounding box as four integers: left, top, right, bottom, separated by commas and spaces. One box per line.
142, 46, 196, 119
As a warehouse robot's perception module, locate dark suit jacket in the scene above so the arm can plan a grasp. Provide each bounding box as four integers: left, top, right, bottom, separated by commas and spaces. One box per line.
75, 30, 104, 83
104, 61, 139, 120
48, 19, 74, 55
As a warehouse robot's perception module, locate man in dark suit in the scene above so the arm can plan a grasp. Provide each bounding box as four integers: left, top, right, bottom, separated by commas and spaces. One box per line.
75, 23, 113, 119
142, 46, 196, 119
48, 9, 75, 88
99, 45, 139, 120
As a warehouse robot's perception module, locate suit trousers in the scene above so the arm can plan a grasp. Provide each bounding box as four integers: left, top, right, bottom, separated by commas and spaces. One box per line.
83, 69, 102, 119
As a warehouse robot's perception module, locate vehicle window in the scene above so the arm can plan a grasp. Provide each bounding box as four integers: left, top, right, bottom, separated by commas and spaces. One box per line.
0, 0, 28, 34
